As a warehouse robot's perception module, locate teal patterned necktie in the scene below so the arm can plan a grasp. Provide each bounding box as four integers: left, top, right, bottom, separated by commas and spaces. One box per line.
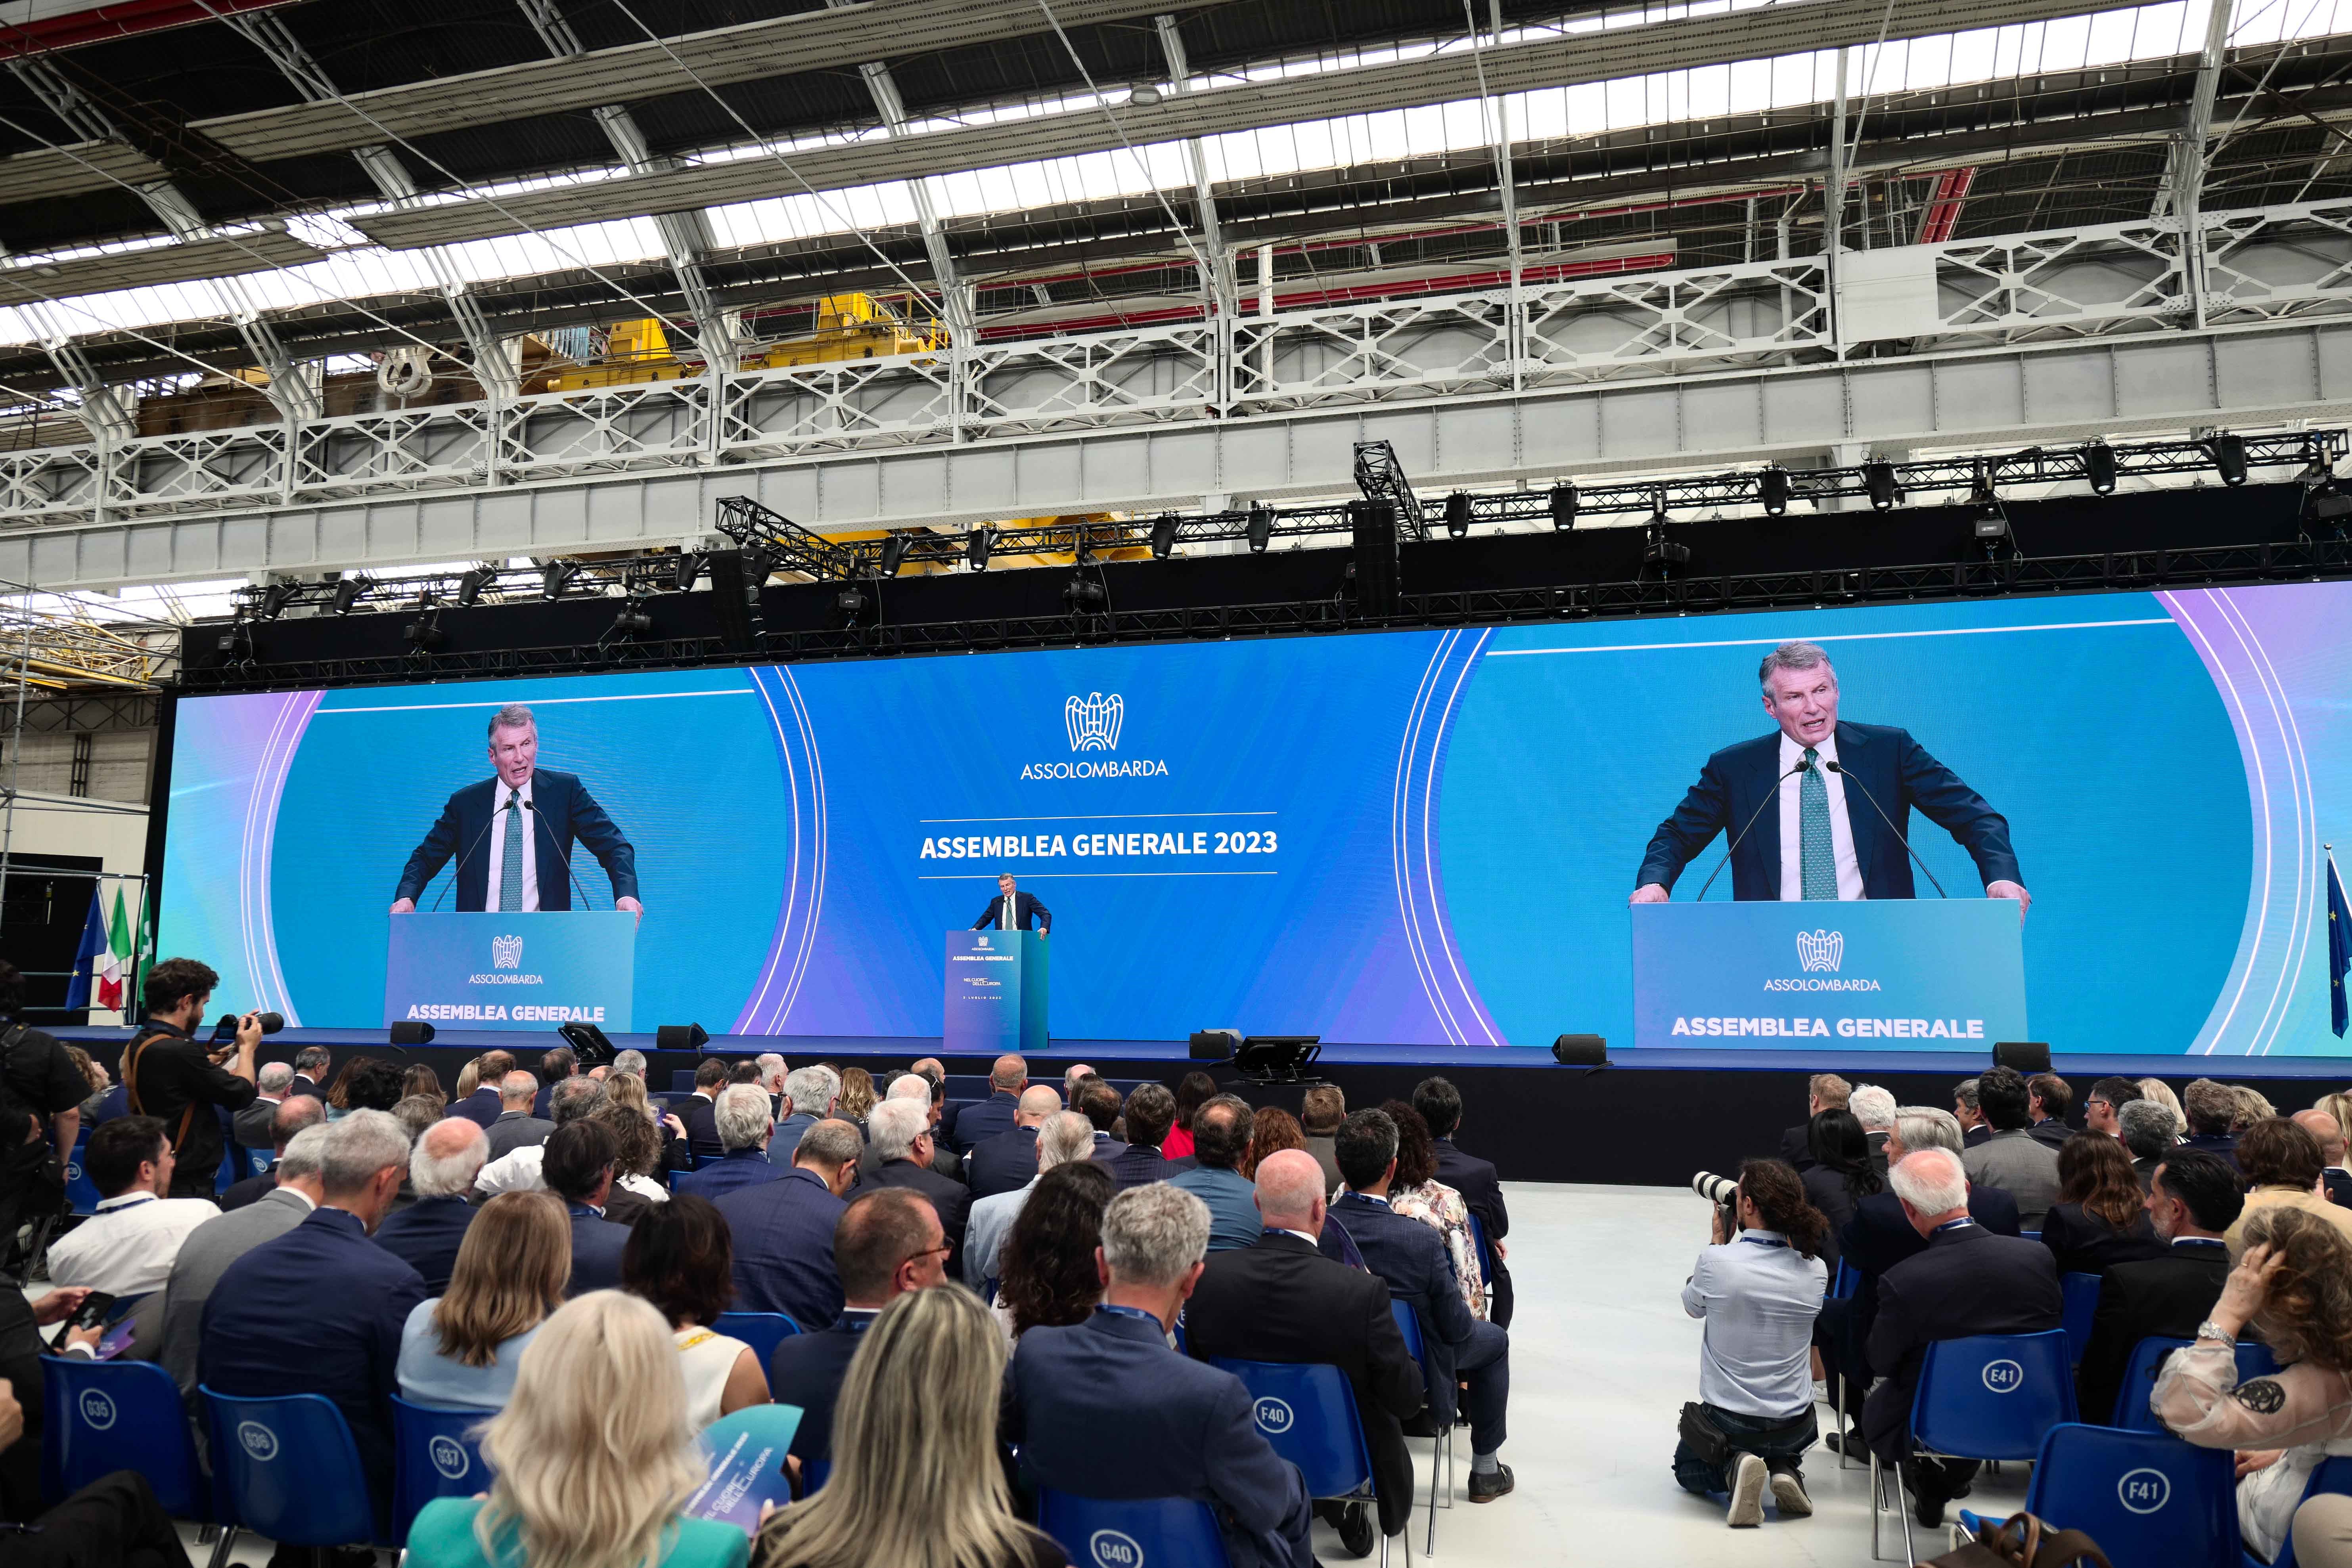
499, 792, 524, 912
1800, 747, 1838, 900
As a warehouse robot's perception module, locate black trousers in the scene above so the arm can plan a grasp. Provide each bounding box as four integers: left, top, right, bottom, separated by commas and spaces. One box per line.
4, 1470, 190, 1568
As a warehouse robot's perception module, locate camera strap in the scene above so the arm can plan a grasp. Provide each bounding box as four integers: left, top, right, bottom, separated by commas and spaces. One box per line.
122, 1031, 199, 1155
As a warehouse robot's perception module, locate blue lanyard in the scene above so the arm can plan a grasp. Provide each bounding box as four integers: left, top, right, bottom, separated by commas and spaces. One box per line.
1932, 1218, 1977, 1235
1738, 1234, 1789, 1249
1096, 1304, 1164, 1328
2172, 1237, 2227, 1250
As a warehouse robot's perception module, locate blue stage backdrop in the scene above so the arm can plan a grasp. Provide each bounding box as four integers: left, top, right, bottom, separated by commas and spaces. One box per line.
159, 583, 2352, 1055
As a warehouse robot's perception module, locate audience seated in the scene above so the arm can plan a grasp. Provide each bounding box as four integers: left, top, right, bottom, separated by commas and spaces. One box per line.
857, 1074, 965, 1183
2025, 1072, 2075, 1150
1959, 1064, 2062, 1228
2038, 1131, 2164, 1277
1953, 1076, 1991, 1149
1073, 1078, 1128, 1163
1379, 1099, 1485, 1316
218, 1092, 324, 1212
410, 1289, 750, 1568
1169, 1096, 1262, 1254
1099, 1084, 1180, 1189
483, 1070, 553, 1158
770, 1065, 839, 1165
2074, 1148, 2243, 1426
767, 1187, 948, 1463
952, 1053, 1029, 1154
530, 1046, 577, 1122
2229, 1117, 2352, 1249
475, 1075, 609, 1195
231, 1060, 293, 1153
2157, 1206, 2352, 1563
862, 1096, 970, 1276
2295, 1108, 2352, 1208
1863, 1146, 2062, 1527
1850, 1084, 1896, 1173
752, 1288, 1066, 1568
1673, 1158, 1829, 1528
199, 1109, 426, 1527
1775, 1073, 1849, 1170
1415, 1075, 1512, 1326
542, 1118, 634, 1295
623, 1194, 770, 1426
714, 1118, 860, 1329
1007, 1183, 1316, 1568
2119, 1098, 2178, 1190
836, 1067, 877, 1133
1162, 1070, 1219, 1162
397, 1191, 568, 1411
154, 1124, 329, 1395
448, 1049, 513, 1128
964, 1086, 1062, 1201
2233, 1086, 2280, 1136
967, 1111, 1094, 1288
2140, 1078, 2188, 1135
2180, 1077, 2243, 1164
673, 1085, 785, 1201
1299, 1085, 1345, 1194
1798, 1107, 1883, 1266
1186, 1147, 1424, 1545
592, 1097, 672, 1223
1241, 1104, 1304, 1179
372, 1116, 487, 1292
2083, 1075, 2145, 1139
331, 1057, 410, 1118
910, 1057, 960, 1149
46, 1114, 219, 1297
607, 1070, 695, 1183
288, 1045, 329, 1102
676, 1057, 729, 1163
995, 1160, 1115, 1339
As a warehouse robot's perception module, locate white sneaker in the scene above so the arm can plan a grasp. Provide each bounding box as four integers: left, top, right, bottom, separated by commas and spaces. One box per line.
1728, 1453, 1768, 1527
1770, 1469, 1813, 1518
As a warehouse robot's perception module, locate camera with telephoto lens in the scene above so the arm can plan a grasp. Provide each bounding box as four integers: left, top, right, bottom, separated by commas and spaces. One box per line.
1692, 1171, 1741, 1235
209, 1011, 285, 1043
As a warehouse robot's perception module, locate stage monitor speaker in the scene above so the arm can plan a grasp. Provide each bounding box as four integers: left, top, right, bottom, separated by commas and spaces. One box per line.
1349, 500, 1400, 616
389, 1020, 435, 1045
1190, 1029, 1240, 1061
1993, 1041, 2051, 1074
658, 1022, 711, 1052
1551, 1033, 1608, 1066
705, 552, 756, 651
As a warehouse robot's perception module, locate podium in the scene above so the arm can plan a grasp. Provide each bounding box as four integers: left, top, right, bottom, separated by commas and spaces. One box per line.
943, 929, 1048, 1054
385, 911, 635, 1032
1630, 900, 2026, 1050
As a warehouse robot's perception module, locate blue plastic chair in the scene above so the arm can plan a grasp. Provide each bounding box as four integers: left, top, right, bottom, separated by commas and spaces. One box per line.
202, 1387, 381, 1551
214, 1141, 239, 1195
2113, 1337, 2282, 1431
1874, 1331, 2076, 1564
713, 1311, 800, 1367
2060, 1273, 2102, 1366
1957, 1422, 2237, 1568
62, 1131, 98, 1216
802, 1459, 831, 1496
41, 1355, 206, 1517
2275, 1455, 2352, 1568
1209, 1358, 1389, 1565
1830, 1258, 1860, 1300
1467, 1211, 1493, 1293
1389, 1300, 1454, 1555
391, 1397, 489, 1545
1038, 1490, 1234, 1568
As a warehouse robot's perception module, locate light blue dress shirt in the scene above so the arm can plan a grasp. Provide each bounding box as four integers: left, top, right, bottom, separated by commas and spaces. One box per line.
397, 1298, 540, 1411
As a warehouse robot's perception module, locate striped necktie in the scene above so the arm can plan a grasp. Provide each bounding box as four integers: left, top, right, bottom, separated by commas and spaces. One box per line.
1799, 748, 1837, 900
499, 792, 524, 911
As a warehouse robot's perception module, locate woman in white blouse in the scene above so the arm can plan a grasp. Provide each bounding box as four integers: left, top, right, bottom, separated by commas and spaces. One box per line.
621, 1193, 769, 1427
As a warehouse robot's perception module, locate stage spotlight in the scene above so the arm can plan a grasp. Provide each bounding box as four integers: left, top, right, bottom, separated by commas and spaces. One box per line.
1974, 505, 2011, 542
1759, 467, 1791, 517
454, 567, 496, 607
831, 586, 868, 626
389, 1020, 435, 1045
966, 526, 994, 570
1548, 482, 1578, 530
1150, 514, 1180, 560
402, 611, 444, 651
671, 552, 706, 592
1862, 459, 1899, 512
541, 560, 579, 599
656, 1023, 710, 1051
1444, 491, 1472, 538
257, 581, 299, 620
2082, 440, 2118, 496
330, 574, 371, 615
1062, 574, 1107, 613
2209, 432, 2248, 487
1233, 1034, 1322, 1084
1245, 506, 1274, 553
2308, 486, 2352, 523
879, 533, 911, 576
557, 1019, 617, 1069
1643, 501, 1688, 571
1550, 1033, 1609, 1067
608, 597, 653, 639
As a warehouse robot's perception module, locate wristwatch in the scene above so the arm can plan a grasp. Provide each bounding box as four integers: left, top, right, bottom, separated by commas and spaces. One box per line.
2195, 1319, 2238, 1347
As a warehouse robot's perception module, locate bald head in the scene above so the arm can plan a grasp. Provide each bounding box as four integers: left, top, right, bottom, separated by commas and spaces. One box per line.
411, 1116, 489, 1198
886, 1073, 930, 1103
912, 1057, 944, 1080
992, 1054, 1029, 1092
499, 1070, 537, 1106
2296, 1108, 2348, 1166
1015, 1085, 1061, 1127
1254, 1149, 1328, 1232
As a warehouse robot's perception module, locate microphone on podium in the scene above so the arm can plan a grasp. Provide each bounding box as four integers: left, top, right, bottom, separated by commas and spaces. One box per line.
1692, 756, 1814, 901
1823, 759, 1948, 897
524, 797, 599, 910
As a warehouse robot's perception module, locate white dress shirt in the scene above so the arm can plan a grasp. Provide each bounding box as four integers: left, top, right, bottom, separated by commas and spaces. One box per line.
46, 1191, 221, 1298
480, 773, 539, 913
1776, 731, 1864, 901
473, 1143, 547, 1196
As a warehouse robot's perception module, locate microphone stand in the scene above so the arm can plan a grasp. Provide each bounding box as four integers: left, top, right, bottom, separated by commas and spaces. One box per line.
428, 795, 517, 911
1693, 759, 1812, 901
526, 798, 599, 911
1824, 759, 1948, 897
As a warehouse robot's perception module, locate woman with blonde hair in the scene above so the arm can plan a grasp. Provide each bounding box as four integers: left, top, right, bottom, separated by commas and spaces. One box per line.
408, 1289, 747, 1568
398, 1192, 571, 1410
456, 1056, 484, 1101
2138, 1078, 2187, 1138
609, 1071, 695, 1179
835, 1067, 877, 1130
753, 1287, 1065, 1568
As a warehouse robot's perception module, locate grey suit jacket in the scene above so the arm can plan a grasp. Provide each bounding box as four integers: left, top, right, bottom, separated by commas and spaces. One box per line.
1961, 1129, 2064, 1229
155, 1186, 314, 1395
485, 1111, 556, 1160
231, 1096, 283, 1152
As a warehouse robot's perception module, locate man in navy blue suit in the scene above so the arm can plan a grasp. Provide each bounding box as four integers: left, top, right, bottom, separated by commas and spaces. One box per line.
1007, 1183, 1315, 1568
1413, 1076, 1513, 1328
448, 1049, 512, 1129
372, 1117, 486, 1294
1631, 641, 2028, 909
1099, 1084, 1180, 1191
541, 1118, 632, 1295
199, 1110, 426, 1530
767, 1186, 948, 1463
388, 703, 642, 915
674, 1086, 785, 1201
716, 1119, 860, 1329
970, 872, 1050, 934
951, 1054, 1028, 1154
963, 1085, 1061, 1201
1329, 1110, 1515, 1504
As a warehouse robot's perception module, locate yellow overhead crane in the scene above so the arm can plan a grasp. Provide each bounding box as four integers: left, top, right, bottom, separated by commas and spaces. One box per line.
540, 295, 942, 391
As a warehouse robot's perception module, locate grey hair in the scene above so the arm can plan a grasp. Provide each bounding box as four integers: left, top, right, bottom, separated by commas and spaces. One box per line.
487, 702, 535, 739
1758, 640, 1834, 692
550, 1075, 605, 1124
412, 1117, 490, 1197
885, 1072, 930, 1103
1889, 1147, 1967, 1214
1101, 1183, 1211, 1288
2119, 1098, 2178, 1159
783, 1064, 836, 1115
1850, 1084, 1898, 1132
1036, 1110, 1095, 1172
500, 1071, 538, 1103
714, 1084, 772, 1151
1953, 1077, 1982, 1112
1893, 1106, 1963, 1156
793, 1118, 862, 1169
391, 1094, 442, 1142
319, 1109, 410, 1197
257, 1061, 295, 1094
868, 1096, 929, 1160
275, 1123, 331, 1182
610, 1049, 647, 1078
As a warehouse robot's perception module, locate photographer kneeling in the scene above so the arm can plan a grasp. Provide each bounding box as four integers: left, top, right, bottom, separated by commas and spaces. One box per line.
1674, 1159, 1830, 1528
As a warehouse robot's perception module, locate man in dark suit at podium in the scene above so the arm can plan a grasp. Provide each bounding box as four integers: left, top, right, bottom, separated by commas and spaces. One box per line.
971, 873, 1050, 934
389, 703, 643, 917
1629, 642, 2028, 911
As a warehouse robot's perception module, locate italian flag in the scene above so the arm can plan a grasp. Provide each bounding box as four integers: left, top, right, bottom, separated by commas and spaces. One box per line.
97, 887, 132, 1012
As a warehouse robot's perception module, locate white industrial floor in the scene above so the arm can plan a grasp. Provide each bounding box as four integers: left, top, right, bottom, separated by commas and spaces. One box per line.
129, 1181, 2031, 1565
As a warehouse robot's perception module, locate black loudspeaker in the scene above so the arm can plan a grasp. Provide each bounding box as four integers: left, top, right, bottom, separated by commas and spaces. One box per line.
1551, 1034, 1607, 1066
1349, 500, 1400, 616
1189, 1029, 1240, 1061
389, 1020, 435, 1045
658, 1023, 711, 1051
705, 552, 757, 652
1993, 1041, 2052, 1074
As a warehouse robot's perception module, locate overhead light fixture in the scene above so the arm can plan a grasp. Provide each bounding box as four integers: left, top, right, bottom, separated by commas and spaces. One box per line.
608, 597, 653, 639
1444, 491, 1471, 538
215, 621, 254, 660
1245, 507, 1274, 553
256, 581, 299, 620
2082, 440, 2118, 496
1549, 482, 1578, 530
402, 610, 444, 651
966, 526, 994, 570
1643, 498, 1689, 572
330, 574, 372, 615
671, 552, 706, 592
1128, 83, 1163, 107
1063, 574, 1107, 613
1150, 515, 1180, 559
541, 561, 580, 599
2209, 432, 2248, 487
1759, 468, 1791, 517
831, 585, 868, 626
1862, 459, 1899, 512
879, 534, 911, 576
454, 566, 496, 607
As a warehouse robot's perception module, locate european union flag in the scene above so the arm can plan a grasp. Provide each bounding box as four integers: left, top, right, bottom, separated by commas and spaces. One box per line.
2331, 849, 2351, 1038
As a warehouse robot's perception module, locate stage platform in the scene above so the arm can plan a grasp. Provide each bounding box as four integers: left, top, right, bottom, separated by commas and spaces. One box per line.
53, 1023, 2352, 1184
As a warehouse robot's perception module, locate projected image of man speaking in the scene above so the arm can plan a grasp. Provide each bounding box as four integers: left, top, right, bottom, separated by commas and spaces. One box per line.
389, 703, 644, 917
1629, 641, 2030, 911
